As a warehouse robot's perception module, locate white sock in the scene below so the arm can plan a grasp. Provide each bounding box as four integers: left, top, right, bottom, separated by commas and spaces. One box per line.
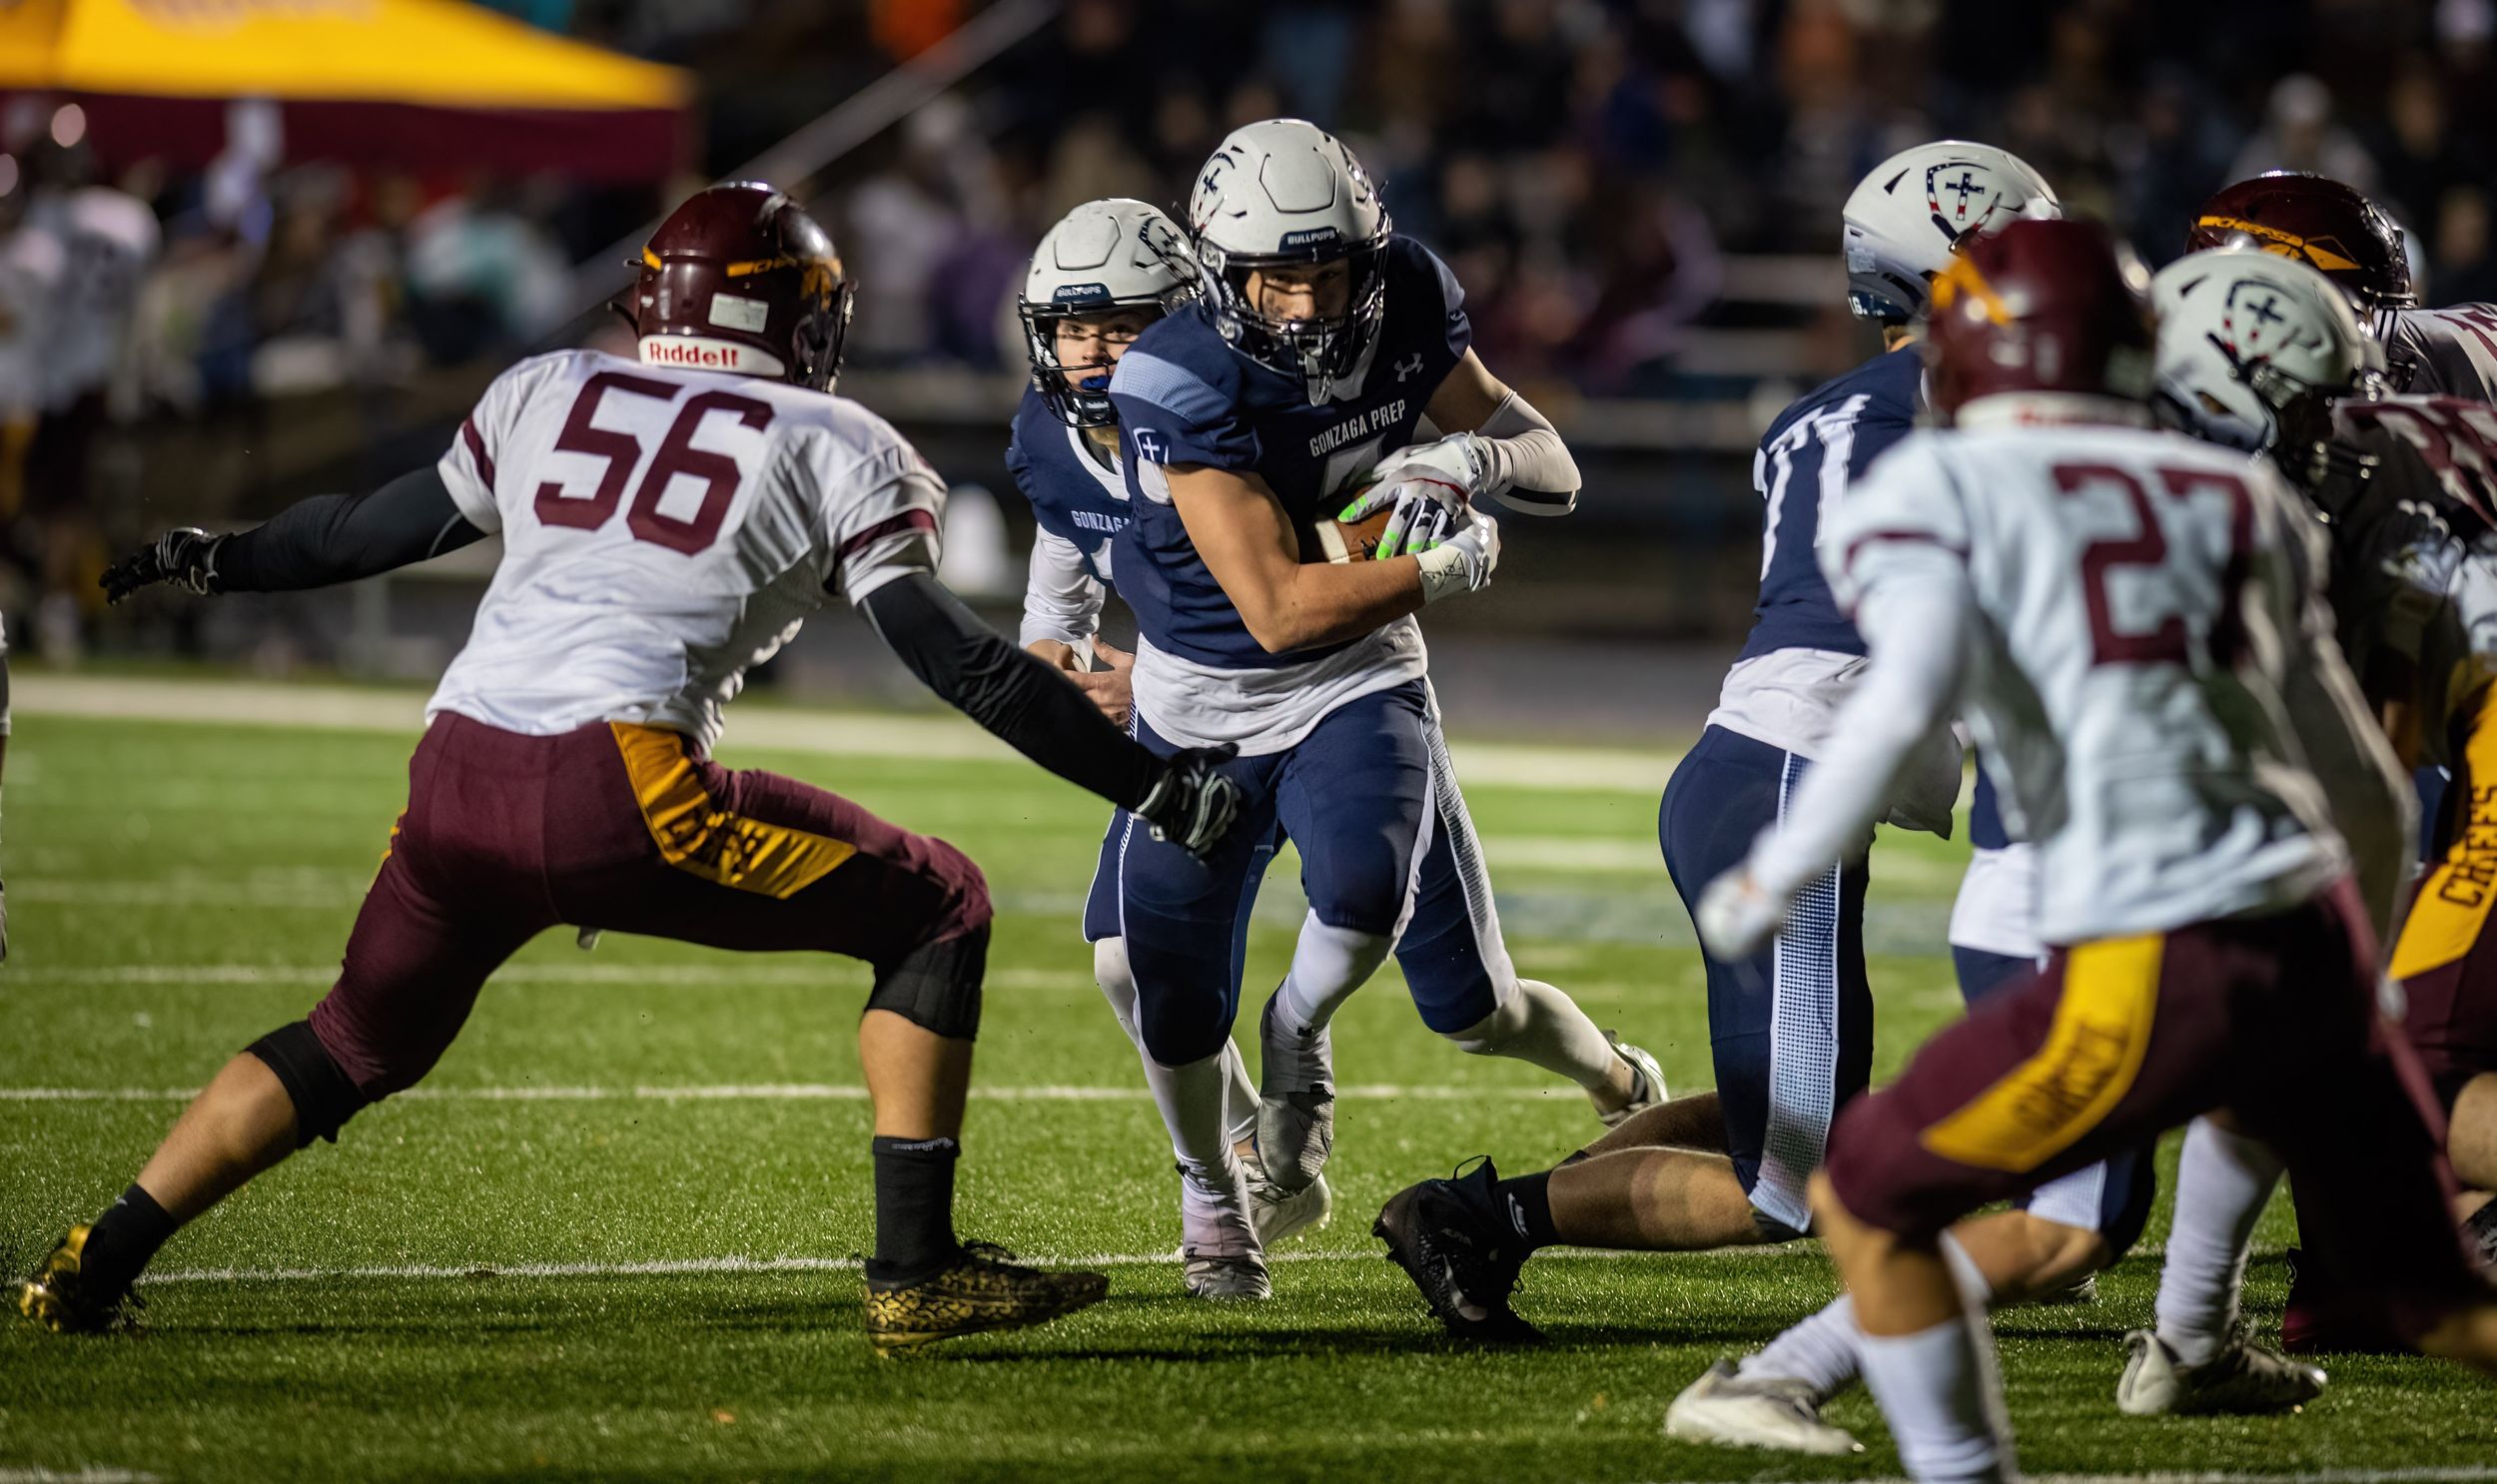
1272, 914, 1392, 1035
1099, 939, 1259, 1150
1742, 1232, 1994, 1402
2154, 1116, 2285, 1367
1143, 1046, 1243, 1182
1742, 1295, 1865, 1399
1444, 978, 1618, 1091
1857, 1314, 2016, 1484
1223, 1043, 1257, 1151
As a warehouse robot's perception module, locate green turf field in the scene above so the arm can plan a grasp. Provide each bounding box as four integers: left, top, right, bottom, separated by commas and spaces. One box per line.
3, 695, 2490, 1483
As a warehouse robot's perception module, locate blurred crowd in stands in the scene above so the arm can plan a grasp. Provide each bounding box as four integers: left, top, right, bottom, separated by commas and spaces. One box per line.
7, 0, 2497, 658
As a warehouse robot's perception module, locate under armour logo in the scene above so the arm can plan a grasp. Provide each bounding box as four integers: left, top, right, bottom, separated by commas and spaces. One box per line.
1394, 353, 1425, 382
1132, 428, 1168, 463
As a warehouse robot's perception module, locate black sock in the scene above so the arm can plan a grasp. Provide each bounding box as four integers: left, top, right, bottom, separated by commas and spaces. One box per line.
866, 1135, 961, 1284
78, 1184, 177, 1293
1489, 1168, 1563, 1252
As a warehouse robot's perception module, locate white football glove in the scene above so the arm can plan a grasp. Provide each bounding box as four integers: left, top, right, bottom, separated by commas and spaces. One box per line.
1695, 865, 1788, 962
1340, 434, 1490, 559
1413, 510, 1500, 603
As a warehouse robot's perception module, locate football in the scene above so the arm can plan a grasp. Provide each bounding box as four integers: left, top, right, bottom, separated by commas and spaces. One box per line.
1298, 500, 1395, 564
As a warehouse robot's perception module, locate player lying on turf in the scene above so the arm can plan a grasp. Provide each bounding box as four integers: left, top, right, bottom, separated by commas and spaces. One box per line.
1374, 142, 2117, 1349
1100, 119, 1662, 1299
15, 183, 1242, 1352
1692, 217, 2497, 1484
1657, 245, 2437, 1456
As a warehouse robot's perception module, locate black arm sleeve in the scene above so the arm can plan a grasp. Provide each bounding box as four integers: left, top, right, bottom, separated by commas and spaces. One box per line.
860, 571, 1160, 810
213, 465, 487, 593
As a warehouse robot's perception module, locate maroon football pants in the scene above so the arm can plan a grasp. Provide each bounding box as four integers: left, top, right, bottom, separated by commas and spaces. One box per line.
1825, 881, 2484, 1341
306, 713, 990, 1100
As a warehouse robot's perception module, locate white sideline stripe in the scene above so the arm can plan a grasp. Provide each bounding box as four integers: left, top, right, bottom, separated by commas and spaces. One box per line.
5, 963, 1081, 990
137, 1244, 1791, 1287
15, 674, 1676, 794
1, 1082, 1571, 1104
0, 1472, 165, 1484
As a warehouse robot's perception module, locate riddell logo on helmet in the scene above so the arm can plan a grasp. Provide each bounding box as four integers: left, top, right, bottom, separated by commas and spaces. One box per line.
646, 341, 744, 368
637, 336, 786, 376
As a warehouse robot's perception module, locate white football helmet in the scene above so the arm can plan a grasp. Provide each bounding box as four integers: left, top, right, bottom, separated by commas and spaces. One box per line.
2151, 247, 2379, 469
1842, 141, 2061, 322
1187, 118, 1391, 400
1019, 198, 1196, 427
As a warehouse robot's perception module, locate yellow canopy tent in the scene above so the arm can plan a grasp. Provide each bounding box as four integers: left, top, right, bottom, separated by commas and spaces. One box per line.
0, 0, 693, 181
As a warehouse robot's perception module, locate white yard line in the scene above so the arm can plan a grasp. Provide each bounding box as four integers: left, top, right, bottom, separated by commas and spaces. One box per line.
15, 673, 1677, 794
0, 1472, 166, 1484
2, 1082, 1575, 1104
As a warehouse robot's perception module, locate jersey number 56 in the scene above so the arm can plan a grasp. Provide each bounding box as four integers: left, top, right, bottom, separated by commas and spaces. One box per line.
533, 371, 775, 554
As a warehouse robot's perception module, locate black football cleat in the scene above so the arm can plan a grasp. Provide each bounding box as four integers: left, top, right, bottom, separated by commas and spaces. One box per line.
2468, 1199, 2497, 1272
861, 1240, 1108, 1353
16, 1226, 144, 1335
1373, 1156, 1544, 1344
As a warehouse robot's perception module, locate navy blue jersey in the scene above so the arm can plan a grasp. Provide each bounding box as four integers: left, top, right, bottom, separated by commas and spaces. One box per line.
1107, 235, 1470, 668
1970, 764, 2010, 850
1004, 387, 1131, 584
1736, 345, 1923, 662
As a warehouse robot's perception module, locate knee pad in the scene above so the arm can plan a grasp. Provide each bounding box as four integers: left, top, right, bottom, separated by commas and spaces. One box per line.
1135, 988, 1230, 1069
247, 1021, 370, 1147
1094, 937, 1144, 1048
867, 922, 988, 1040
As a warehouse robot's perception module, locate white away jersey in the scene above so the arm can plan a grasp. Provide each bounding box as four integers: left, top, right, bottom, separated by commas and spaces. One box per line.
2390, 305, 2497, 400
426, 350, 945, 751
1828, 420, 2346, 944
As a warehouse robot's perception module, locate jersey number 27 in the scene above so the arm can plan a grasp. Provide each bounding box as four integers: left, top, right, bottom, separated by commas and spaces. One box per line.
2052, 461, 2254, 668
533, 371, 775, 554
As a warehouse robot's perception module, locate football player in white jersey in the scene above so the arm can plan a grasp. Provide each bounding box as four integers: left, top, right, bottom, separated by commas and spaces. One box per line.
2119, 247, 2497, 1400
18, 184, 1242, 1351
1690, 219, 2497, 1481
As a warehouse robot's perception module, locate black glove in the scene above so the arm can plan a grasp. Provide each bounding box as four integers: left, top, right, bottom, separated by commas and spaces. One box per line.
101, 528, 226, 603
1134, 745, 1243, 860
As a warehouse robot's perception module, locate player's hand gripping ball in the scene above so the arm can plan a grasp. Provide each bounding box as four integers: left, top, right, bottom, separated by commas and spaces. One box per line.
1334, 434, 1491, 560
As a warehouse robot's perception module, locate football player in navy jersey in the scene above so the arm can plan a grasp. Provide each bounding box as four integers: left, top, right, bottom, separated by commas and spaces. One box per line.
1007, 197, 1322, 1248
1368, 141, 2147, 1348
1104, 120, 1661, 1299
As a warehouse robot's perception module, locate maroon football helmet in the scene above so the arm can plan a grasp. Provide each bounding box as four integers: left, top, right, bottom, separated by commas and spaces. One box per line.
1925, 219, 2154, 422
632, 182, 856, 390
2185, 173, 2417, 315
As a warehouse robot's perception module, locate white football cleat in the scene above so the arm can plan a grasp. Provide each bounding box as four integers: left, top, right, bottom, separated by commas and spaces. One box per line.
2117, 1328, 2325, 1416
1664, 1360, 1863, 1456
1250, 1170, 1332, 1247
1256, 994, 1335, 1191
1597, 1033, 1667, 1129
1179, 1162, 1270, 1300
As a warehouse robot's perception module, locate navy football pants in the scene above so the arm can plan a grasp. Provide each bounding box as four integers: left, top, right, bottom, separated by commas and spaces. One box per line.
1659, 724, 1873, 1239
1117, 680, 1510, 1067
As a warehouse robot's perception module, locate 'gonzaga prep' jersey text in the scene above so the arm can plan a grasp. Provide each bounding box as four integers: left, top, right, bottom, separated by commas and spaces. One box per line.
1107, 236, 1469, 671
1830, 421, 2346, 943
427, 350, 944, 751
1005, 387, 1131, 586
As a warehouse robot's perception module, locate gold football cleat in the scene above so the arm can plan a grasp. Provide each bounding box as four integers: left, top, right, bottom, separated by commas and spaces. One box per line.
16, 1226, 144, 1335
862, 1241, 1108, 1353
